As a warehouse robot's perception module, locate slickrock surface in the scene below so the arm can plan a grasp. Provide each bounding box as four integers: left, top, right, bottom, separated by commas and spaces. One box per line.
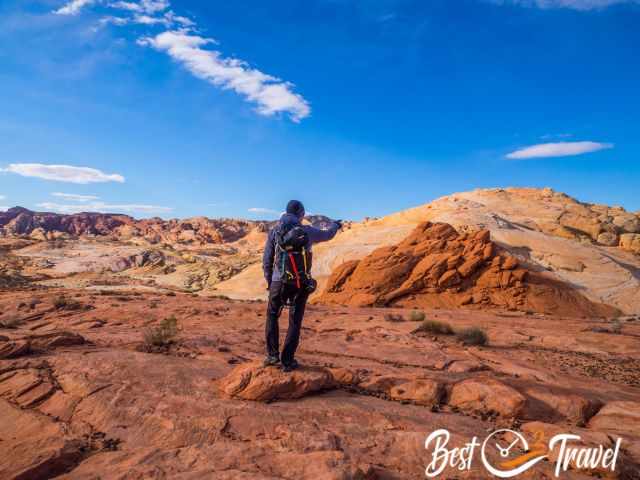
0, 288, 639, 478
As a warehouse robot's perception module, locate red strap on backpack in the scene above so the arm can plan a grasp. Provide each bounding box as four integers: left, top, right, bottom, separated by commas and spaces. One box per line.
288, 252, 301, 289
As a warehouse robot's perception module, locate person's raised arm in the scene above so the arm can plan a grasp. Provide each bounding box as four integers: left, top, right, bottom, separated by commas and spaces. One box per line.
262, 229, 275, 287
305, 220, 342, 244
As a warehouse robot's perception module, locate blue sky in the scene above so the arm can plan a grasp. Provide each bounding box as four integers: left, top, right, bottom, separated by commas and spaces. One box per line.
1, 0, 639, 220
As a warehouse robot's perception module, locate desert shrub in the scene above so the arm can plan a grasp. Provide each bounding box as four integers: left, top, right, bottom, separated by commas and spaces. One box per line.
412, 320, 454, 335
53, 295, 83, 311
408, 310, 426, 322
383, 313, 405, 322
143, 315, 178, 347
456, 327, 488, 346
0, 316, 21, 329
211, 294, 230, 300
611, 319, 623, 334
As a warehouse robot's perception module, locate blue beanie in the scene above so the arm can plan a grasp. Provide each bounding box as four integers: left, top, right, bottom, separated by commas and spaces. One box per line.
286, 200, 305, 218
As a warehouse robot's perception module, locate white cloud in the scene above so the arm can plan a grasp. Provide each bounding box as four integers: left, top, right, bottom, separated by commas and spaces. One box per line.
55, 0, 97, 15
0, 206, 9, 212
248, 207, 280, 215
56, 0, 309, 122
36, 201, 173, 214
52, 192, 100, 202
3, 164, 125, 184
506, 141, 613, 159
138, 30, 311, 122
490, 0, 639, 10
1, 163, 124, 184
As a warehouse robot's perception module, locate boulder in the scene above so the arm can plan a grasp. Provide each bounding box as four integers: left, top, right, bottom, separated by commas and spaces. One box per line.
217, 362, 340, 401
448, 378, 525, 418
597, 231, 619, 246
620, 234, 640, 254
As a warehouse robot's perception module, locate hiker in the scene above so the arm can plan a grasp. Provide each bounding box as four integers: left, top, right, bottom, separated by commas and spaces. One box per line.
262, 200, 342, 372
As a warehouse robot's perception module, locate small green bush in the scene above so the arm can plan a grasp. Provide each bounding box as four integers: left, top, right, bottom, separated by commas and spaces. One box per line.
412, 320, 454, 335
408, 310, 426, 322
456, 327, 488, 346
0, 316, 21, 329
384, 313, 405, 322
53, 295, 68, 309
53, 295, 83, 310
143, 315, 178, 347
611, 319, 623, 334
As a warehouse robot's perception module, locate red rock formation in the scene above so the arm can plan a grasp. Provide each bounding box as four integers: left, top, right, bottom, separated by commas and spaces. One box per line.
0, 207, 270, 246
317, 221, 617, 316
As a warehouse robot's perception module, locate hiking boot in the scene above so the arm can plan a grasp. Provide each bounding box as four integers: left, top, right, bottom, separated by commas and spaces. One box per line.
263, 355, 280, 367
281, 359, 299, 372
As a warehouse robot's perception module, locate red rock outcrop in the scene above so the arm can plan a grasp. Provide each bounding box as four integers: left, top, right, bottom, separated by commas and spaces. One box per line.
217, 362, 347, 401
317, 221, 618, 316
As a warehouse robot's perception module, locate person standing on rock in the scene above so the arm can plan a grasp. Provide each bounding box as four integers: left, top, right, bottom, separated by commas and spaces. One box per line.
262, 200, 342, 372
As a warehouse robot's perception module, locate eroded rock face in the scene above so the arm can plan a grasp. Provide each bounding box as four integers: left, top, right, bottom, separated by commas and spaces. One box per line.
588, 401, 640, 435
448, 378, 525, 418
217, 362, 344, 401
317, 222, 616, 316
0, 340, 31, 359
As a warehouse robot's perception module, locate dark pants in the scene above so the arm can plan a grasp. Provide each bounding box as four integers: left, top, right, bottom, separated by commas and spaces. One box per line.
265, 281, 309, 365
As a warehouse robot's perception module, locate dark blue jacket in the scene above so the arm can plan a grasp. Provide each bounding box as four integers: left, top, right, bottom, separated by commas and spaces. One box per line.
263, 213, 340, 283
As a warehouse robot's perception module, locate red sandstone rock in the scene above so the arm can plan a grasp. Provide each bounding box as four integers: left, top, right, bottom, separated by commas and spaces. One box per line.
448, 377, 525, 418
217, 362, 341, 401
588, 401, 640, 435
317, 221, 616, 316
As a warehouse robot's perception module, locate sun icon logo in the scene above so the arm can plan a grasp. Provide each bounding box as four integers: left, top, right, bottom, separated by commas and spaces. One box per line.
481, 429, 548, 478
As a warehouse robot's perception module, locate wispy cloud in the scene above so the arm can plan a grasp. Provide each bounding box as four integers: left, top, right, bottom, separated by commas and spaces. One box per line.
109, 0, 169, 14
489, 0, 639, 10
506, 141, 613, 159
55, 0, 97, 15
248, 207, 280, 215
0, 195, 5, 201
52, 0, 310, 121
138, 30, 311, 122
52, 192, 100, 202
36, 201, 173, 214
3, 163, 125, 184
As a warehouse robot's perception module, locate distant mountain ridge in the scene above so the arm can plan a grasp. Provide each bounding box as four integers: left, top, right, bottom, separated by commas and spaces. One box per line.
0, 207, 272, 246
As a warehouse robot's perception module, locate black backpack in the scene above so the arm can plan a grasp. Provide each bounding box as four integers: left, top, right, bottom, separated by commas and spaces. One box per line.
275, 223, 315, 294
